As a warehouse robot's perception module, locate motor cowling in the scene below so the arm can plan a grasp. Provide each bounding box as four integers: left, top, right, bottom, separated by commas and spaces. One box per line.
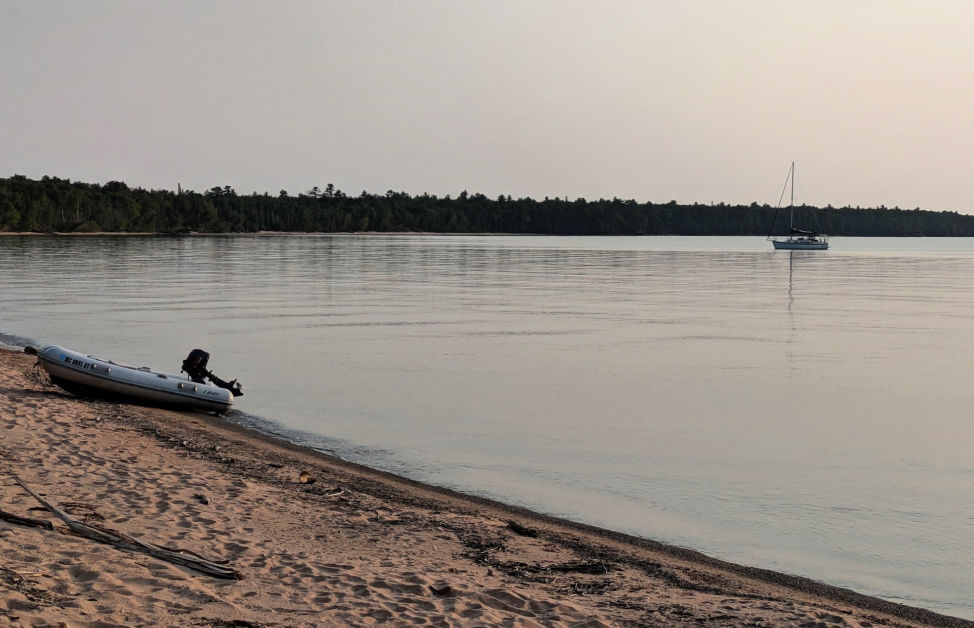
181, 349, 210, 383
181, 349, 243, 397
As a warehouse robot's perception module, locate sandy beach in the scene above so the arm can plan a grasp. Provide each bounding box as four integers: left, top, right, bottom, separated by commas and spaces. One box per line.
0, 347, 968, 628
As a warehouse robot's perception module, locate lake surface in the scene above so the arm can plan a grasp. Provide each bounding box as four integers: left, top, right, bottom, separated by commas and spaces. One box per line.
1, 234, 972, 619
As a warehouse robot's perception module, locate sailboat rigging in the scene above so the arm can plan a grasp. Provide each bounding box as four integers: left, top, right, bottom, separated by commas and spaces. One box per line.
767, 162, 829, 250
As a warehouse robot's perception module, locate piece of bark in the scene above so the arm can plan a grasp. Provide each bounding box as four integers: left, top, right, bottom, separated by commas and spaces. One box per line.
0, 508, 54, 530
507, 520, 539, 537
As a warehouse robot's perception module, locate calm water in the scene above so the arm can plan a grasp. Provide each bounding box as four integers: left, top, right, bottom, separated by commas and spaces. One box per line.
1, 235, 972, 619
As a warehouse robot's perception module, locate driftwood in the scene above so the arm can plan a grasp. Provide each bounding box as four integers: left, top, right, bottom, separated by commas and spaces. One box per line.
0, 507, 54, 530
10, 475, 239, 579
506, 519, 539, 538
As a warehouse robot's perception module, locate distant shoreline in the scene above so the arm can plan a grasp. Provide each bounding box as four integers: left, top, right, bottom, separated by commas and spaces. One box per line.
0, 231, 962, 238
0, 231, 518, 236
7, 174, 974, 237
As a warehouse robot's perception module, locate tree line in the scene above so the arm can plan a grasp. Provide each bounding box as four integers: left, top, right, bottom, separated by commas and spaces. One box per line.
2, 174, 974, 236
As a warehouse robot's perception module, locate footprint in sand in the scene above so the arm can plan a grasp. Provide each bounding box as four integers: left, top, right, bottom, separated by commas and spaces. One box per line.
369, 577, 426, 597
457, 604, 485, 620
478, 588, 533, 615
67, 566, 100, 583
351, 584, 370, 598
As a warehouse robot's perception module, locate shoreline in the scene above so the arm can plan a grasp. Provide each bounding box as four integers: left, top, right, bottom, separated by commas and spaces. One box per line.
0, 231, 532, 237
0, 231, 536, 238
1, 346, 969, 627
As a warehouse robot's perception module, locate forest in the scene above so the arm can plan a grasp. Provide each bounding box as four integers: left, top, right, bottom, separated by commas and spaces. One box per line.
2, 174, 974, 237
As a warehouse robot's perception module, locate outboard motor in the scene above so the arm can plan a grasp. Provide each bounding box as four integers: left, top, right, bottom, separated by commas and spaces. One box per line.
181, 349, 244, 397
181, 349, 210, 383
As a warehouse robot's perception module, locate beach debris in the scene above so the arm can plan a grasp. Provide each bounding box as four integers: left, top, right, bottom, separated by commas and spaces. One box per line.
60, 501, 105, 522
569, 580, 612, 595
429, 582, 453, 596
8, 474, 240, 580
545, 560, 610, 575
457, 531, 507, 565
371, 508, 405, 524
0, 565, 62, 607
506, 519, 539, 538
0, 507, 54, 530
195, 619, 267, 627
299, 471, 316, 485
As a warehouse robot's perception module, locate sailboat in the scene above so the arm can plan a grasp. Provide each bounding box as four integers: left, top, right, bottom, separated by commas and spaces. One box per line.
768, 162, 829, 250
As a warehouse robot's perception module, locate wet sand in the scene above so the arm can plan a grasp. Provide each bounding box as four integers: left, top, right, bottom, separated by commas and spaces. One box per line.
0, 347, 968, 627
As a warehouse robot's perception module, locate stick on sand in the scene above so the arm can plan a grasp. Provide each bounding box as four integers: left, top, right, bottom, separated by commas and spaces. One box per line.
9, 474, 240, 580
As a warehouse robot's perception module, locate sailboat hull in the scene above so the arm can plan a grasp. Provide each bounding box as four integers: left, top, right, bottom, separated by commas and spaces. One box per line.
772, 239, 829, 250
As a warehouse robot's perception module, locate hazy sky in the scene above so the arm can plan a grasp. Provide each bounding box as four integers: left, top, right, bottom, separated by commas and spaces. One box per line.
4, 1, 974, 211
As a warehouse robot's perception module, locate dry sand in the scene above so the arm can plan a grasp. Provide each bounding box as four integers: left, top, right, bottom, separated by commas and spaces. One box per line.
0, 347, 968, 628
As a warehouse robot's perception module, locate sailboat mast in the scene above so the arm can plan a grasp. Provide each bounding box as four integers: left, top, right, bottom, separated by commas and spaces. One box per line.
789, 161, 795, 232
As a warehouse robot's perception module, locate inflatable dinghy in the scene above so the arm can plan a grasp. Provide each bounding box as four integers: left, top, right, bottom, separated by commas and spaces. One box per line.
31, 345, 242, 413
